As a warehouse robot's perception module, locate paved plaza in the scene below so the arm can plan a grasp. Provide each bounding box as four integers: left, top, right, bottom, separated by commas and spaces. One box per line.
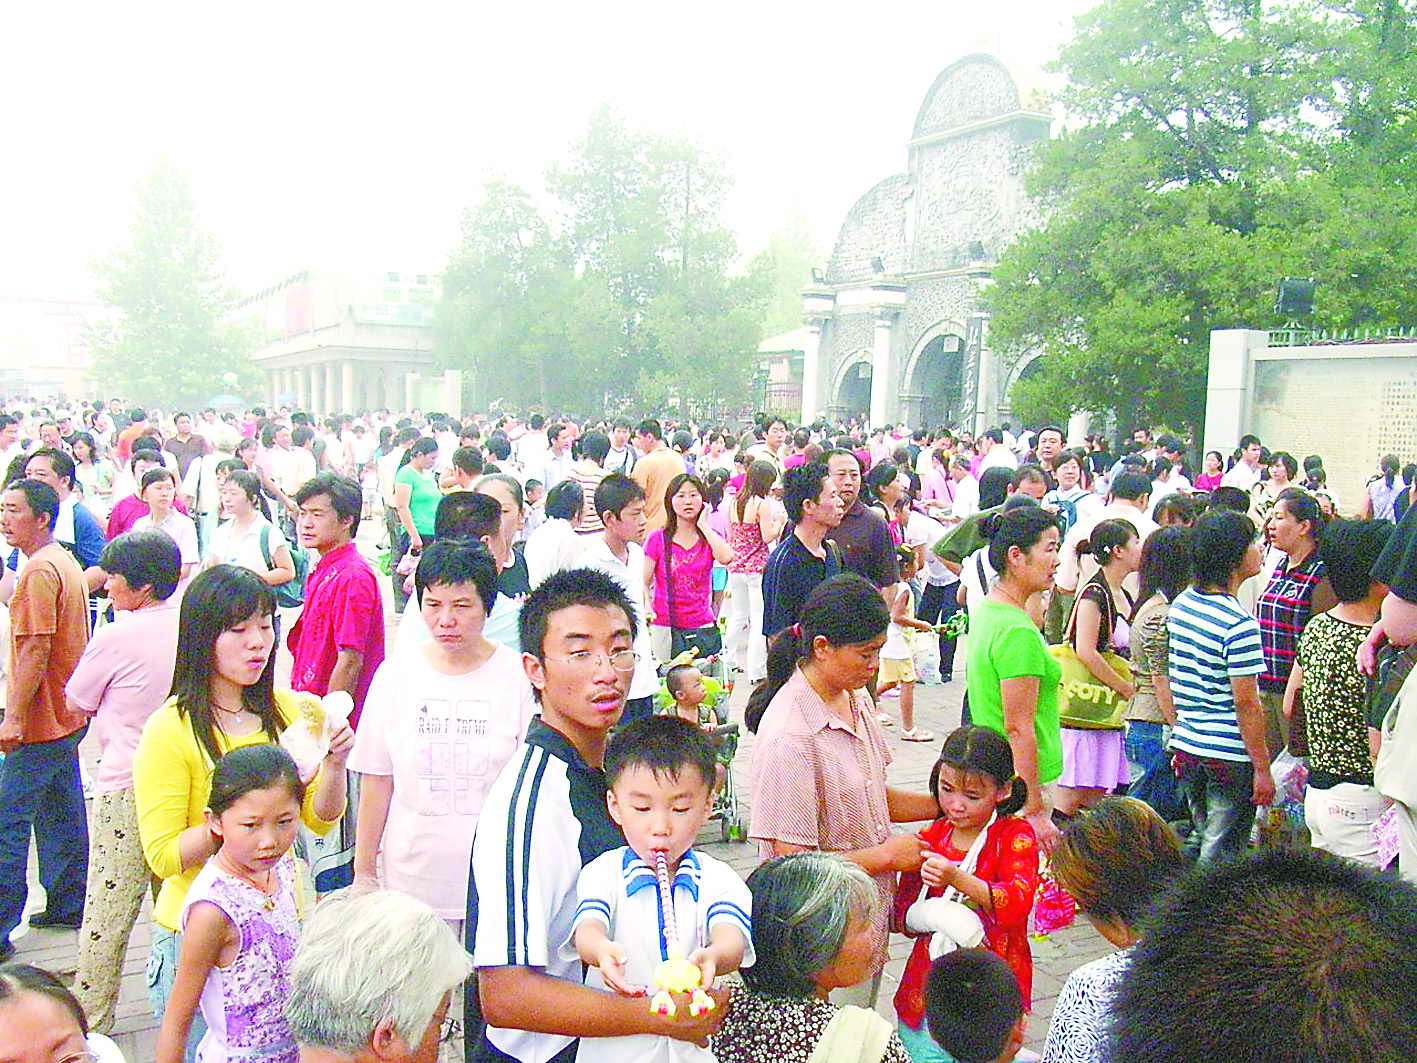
16, 547, 1113, 1059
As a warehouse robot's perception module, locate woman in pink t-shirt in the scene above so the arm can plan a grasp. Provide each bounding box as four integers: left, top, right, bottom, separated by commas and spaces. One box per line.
66, 531, 184, 1032
643, 473, 734, 664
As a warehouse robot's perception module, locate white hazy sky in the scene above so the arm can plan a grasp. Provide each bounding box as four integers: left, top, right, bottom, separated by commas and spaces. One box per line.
3, 0, 1100, 301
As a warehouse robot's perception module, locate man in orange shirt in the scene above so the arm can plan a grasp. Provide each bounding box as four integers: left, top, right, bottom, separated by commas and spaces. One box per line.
0, 478, 91, 960
630, 418, 686, 533
113, 407, 149, 467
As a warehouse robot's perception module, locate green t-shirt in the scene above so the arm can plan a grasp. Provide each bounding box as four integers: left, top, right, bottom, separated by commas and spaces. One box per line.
395, 464, 441, 537
965, 598, 1064, 784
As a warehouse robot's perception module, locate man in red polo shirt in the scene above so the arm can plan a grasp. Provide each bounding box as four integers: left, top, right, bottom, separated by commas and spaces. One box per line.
288, 473, 385, 728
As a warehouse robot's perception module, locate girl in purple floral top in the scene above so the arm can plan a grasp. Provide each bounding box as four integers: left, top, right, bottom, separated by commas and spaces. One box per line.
156, 746, 305, 1063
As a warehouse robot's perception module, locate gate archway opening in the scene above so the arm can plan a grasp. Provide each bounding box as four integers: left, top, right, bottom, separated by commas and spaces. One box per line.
910, 334, 966, 429
836, 359, 872, 420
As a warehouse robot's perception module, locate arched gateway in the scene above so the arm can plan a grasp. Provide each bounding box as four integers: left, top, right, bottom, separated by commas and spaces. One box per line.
795, 54, 1050, 432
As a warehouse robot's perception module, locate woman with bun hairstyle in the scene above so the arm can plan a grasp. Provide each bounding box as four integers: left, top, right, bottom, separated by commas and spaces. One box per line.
748, 573, 938, 1005
1055, 519, 1141, 818
965, 505, 1065, 852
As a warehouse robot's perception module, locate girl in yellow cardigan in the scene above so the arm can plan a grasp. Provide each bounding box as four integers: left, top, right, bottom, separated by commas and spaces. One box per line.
133, 564, 352, 1056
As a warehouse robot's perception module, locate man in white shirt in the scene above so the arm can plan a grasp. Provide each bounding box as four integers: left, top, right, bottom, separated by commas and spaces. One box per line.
0, 414, 25, 473
542, 421, 575, 490
1220, 434, 1264, 492
515, 413, 550, 484
578, 473, 660, 725
603, 418, 637, 476
977, 428, 1019, 473
377, 428, 417, 548
1056, 470, 1159, 596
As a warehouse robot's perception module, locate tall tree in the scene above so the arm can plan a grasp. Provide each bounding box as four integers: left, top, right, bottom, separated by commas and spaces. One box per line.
87, 161, 259, 408
754, 211, 821, 337
440, 110, 768, 416
986, 0, 1417, 435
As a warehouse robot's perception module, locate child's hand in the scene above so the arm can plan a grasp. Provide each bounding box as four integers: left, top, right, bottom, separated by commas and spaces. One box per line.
324, 722, 355, 767
920, 853, 957, 889
593, 940, 644, 997
688, 946, 718, 988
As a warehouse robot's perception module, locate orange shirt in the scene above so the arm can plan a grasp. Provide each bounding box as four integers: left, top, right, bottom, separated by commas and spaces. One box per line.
8, 541, 90, 743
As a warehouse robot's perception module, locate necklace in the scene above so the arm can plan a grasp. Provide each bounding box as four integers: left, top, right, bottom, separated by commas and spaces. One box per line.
215, 852, 280, 911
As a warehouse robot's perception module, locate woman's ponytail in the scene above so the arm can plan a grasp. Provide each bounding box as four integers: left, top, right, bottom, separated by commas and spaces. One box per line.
746, 627, 808, 733
999, 776, 1028, 817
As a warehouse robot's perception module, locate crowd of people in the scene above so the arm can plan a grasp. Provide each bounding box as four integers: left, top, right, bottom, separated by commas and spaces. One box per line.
0, 398, 1415, 1063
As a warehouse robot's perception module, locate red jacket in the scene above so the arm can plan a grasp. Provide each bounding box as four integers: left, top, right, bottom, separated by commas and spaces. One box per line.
891, 815, 1039, 1028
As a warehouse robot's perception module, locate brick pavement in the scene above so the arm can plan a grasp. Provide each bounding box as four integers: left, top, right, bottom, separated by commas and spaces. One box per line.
15, 545, 1112, 1059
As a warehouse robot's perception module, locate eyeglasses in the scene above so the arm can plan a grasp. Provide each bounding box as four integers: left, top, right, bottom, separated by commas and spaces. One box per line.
57, 1052, 99, 1063
543, 650, 640, 672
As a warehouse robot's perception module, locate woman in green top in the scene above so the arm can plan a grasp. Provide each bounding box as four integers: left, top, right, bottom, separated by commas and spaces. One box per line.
393, 436, 441, 551
966, 505, 1064, 852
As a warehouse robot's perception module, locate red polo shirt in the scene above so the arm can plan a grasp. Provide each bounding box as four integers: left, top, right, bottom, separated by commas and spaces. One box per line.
287, 541, 385, 727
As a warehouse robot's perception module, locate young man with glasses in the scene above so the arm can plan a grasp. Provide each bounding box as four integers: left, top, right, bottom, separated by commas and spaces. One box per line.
466, 567, 723, 1063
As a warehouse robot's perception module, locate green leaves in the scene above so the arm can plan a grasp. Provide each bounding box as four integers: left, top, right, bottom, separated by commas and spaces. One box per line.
988, 0, 1417, 434
438, 109, 768, 417
87, 161, 260, 408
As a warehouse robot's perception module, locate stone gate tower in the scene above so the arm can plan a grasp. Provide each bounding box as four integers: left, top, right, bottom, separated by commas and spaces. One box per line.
799, 54, 1050, 431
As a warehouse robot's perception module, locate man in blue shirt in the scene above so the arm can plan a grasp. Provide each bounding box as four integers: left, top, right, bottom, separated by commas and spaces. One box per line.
762, 463, 846, 639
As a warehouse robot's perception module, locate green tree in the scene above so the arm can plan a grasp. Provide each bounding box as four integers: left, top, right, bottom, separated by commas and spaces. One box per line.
753, 210, 821, 338
440, 110, 767, 416
986, 0, 1417, 435
87, 162, 260, 408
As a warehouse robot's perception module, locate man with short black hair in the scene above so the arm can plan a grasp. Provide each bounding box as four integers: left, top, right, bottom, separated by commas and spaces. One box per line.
931, 465, 1049, 573
164, 412, 209, 481
289, 474, 385, 727
630, 419, 685, 533
580, 474, 659, 723
824, 449, 899, 589
467, 568, 723, 1062
543, 422, 575, 490
977, 427, 1018, 473
603, 418, 637, 476
1110, 848, 1417, 1062
1220, 433, 1264, 492
762, 463, 846, 638
0, 478, 90, 960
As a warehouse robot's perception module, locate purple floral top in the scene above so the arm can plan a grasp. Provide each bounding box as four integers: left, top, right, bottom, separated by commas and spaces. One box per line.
182, 853, 300, 1063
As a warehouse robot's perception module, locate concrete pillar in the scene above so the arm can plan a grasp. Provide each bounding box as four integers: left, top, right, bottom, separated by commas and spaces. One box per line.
1067, 411, 1092, 448
1204, 329, 1268, 457
384, 370, 401, 412
325, 364, 339, 415
295, 367, 309, 411
800, 322, 823, 425
967, 311, 992, 435
868, 313, 895, 429
341, 361, 355, 414
404, 371, 419, 413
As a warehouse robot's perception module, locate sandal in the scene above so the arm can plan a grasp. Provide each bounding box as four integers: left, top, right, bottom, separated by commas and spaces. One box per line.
876, 713, 895, 727
901, 728, 935, 742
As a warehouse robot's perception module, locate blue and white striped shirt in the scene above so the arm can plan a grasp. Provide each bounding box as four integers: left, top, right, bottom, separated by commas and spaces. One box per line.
1166, 588, 1264, 762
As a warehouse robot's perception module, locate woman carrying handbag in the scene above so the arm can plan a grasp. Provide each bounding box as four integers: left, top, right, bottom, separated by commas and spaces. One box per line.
645, 472, 735, 664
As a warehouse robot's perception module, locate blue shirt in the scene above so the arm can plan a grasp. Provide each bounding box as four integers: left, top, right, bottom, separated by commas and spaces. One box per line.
1166, 588, 1264, 762
761, 530, 841, 638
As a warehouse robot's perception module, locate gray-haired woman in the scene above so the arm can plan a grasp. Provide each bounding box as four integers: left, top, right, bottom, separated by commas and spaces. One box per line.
712, 853, 912, 1063
285, 890, 472, 1063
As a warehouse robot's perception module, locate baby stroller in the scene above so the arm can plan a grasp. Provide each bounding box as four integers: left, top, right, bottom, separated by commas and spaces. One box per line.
655, 649, 745, 842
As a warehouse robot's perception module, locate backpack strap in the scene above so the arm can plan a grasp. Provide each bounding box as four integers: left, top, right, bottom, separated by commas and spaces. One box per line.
259, 523, 274, 572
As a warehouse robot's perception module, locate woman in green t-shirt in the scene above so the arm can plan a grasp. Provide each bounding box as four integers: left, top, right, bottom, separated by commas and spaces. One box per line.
393, 437, 441, 550
966, 505, 1064, 852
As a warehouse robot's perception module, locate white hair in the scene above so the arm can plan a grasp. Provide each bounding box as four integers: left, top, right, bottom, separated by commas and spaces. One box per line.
285, 890, 473, 1053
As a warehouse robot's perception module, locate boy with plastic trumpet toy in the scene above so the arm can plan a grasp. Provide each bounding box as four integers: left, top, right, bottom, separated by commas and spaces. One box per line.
568, 715, 753, 1062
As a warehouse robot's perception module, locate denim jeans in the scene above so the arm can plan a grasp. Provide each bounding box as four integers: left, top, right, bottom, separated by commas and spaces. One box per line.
0, 725, 89, 939
147, 926, 205, 1063
1175, 752, 1257, 863
917, 583, 962, 679
1124, 721, 1182, 821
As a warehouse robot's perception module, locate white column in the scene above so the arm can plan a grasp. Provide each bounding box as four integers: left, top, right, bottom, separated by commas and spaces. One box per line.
324, 364, 339, 415
968, 311, 992, 435
341, 361, 355, 413
799, 322, 823, 426
404, 371, 419, 413
1066, 411, 1092, 447
868, 313, 894, 429
296, 367, 310, 411
1204, 329, 1267, 456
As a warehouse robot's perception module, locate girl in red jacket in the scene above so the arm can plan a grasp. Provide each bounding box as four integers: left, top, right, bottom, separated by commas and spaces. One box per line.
892, 726, 1040, 1061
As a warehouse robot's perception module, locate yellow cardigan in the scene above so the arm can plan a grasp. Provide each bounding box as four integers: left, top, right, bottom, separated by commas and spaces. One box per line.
133, 689, 342, 931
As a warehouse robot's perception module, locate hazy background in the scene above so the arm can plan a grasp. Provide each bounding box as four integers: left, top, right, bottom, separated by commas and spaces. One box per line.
3, 0, 1100, 299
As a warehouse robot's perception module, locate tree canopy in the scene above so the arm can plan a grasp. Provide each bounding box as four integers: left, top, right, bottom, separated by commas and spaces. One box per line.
87, 161, 260, 409
438, 109, 770, 417
986, 0, 1417, 434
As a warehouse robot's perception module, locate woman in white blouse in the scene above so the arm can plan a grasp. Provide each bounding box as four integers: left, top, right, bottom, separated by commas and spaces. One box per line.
131, 467, 199, 583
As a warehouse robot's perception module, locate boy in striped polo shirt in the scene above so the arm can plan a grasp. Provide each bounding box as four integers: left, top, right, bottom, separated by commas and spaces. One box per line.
1167, 510, 1273, 862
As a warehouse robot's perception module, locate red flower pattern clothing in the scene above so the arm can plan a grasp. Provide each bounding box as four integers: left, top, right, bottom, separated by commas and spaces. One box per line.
891, 815, 1039, 1029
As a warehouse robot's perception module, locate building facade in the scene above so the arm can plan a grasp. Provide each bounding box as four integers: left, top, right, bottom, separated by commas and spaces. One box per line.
242, 269, 460, 416
797, 54, 1051, 432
